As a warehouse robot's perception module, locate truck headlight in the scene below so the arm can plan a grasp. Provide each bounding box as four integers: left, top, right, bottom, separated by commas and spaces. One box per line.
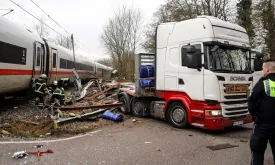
205, 110, 222, 117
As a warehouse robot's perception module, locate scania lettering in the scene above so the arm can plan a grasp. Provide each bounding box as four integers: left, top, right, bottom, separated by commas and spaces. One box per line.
118, 16, 263, 130
230, 76, 246, 81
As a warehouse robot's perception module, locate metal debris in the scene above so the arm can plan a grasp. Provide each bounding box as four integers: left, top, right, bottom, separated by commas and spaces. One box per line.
144, 142, 152, 144
45, 133, 51, 136
206, 143, 239, 151
34, 145, 43, 148
27, 149, 53, 159
77, 80, 95, 101
12, 151, 26, 159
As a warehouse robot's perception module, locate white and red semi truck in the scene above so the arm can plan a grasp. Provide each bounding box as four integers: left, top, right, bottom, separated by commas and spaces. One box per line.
117, 15, 263, 130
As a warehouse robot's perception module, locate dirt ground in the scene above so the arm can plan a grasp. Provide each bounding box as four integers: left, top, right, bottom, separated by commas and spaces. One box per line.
0, 93, 126, 140
0, 79, 130, 140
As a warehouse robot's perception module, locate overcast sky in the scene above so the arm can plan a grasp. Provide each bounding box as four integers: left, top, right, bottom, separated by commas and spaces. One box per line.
0, 0, 166, 60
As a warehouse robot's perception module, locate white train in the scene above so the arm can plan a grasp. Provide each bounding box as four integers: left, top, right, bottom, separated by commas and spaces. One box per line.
0, 15, 113, 94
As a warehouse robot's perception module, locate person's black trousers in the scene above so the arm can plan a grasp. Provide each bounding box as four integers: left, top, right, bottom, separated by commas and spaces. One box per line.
250, 124, 275, 165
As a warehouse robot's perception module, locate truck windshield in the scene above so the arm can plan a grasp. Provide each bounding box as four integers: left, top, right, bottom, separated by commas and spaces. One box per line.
208, 45, 250, 73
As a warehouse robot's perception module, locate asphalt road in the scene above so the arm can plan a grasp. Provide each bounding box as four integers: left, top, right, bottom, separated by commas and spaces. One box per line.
0, 118, 273, 165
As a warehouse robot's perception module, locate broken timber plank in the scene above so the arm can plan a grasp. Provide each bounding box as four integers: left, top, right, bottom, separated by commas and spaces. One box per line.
54, 103, 122, 110
83, 83, 119, 101
54, 108, 116, 128
19, 120, 40, 126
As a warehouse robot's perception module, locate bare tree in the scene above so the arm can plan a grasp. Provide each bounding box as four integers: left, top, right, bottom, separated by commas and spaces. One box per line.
143, 0, 234, 53
252, 0, 275, 57
100, 5, 143, 81
35, 16, 49, 39
96, 57, 113, 67
55, 35, 76, 50
236, 0, 255, 47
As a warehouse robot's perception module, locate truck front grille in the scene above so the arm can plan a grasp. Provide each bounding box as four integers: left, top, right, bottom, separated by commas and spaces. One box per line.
224, 95, 247, 100
221, 94, 249, 117
218, 80, 252, 118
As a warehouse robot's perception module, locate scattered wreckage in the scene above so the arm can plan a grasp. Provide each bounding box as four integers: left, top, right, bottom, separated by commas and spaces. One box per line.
40, 70, 125, 129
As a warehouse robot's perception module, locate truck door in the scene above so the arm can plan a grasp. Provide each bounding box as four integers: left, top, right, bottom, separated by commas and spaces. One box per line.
164, 46, 180, 91
34, 42, 44, 77
178, 43, 204, 101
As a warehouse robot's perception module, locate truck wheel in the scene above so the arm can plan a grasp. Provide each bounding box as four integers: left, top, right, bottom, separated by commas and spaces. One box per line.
167, 102, 189, 129
119, 96, 128, 114
132, 99, 144, 117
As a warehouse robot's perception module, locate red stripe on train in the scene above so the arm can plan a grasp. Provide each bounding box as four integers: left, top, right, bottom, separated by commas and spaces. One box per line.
49, 71, 87, 75
0, 69, 33, 75
0, 69, 89, 76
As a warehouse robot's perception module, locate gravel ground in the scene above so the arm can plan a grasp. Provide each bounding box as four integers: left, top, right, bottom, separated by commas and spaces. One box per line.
0, 91, 123, 140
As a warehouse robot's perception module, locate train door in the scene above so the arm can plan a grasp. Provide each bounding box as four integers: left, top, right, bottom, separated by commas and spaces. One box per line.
34, 42, 44, 77
51, 49, 58, 81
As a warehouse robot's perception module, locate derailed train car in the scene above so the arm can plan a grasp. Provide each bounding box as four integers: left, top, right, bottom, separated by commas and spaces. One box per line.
0, 15, 113, 94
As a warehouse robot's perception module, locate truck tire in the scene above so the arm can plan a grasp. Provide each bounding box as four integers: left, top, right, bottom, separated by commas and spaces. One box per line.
132, 99, 144, 117
119, 96, 128, 114
167, 102, 189, 129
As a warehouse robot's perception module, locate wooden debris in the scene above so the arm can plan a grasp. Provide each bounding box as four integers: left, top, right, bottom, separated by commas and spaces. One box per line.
54, 103, 122, 110
69, 113, 76, 117
84, 83, 119, 101
1, 130, 10, 135
54, 108, 117, 128
19, 120, 40, 126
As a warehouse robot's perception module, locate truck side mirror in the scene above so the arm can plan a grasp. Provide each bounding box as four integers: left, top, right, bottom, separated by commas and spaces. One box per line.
186, 46, 197, 54
183, 45, 202, 70
254, 58, 263, 71
255, 53, 264, 58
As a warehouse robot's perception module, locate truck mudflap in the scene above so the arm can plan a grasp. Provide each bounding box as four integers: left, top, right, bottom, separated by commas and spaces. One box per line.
199, 114, 253, 130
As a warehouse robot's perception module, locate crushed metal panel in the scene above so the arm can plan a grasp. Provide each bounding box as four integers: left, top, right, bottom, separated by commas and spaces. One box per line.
71, 68, 82, 95
76, 80, 94, 101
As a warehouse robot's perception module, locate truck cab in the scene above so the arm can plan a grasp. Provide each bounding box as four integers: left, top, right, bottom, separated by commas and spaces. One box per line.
118, 16, 263, 130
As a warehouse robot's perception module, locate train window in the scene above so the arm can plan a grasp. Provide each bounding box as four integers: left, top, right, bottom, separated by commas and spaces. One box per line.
36, 47, 41, 66
68, 61, 74, 69
60, 58, 66, 69
0, 41, 27, 65
79, 63, 82, 70
67, 60, 71, 69
53, 53, 56, 68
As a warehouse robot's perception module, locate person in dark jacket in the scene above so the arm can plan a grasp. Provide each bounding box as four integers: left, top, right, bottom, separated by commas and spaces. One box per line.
34, 74, 48, 105
248, 59, 275, 165
51, 81, 65, 106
